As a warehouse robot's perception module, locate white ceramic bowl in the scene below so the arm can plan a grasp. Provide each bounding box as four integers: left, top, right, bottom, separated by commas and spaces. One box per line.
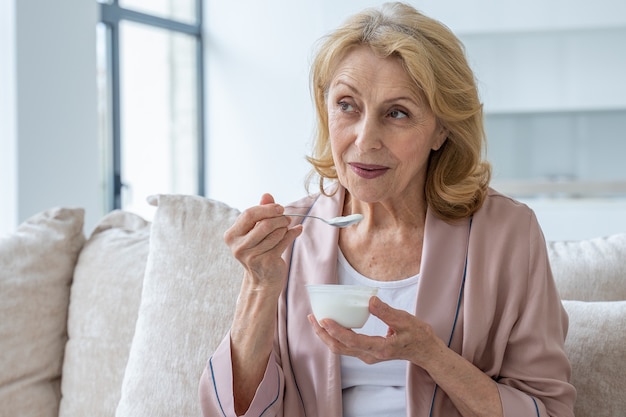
306, 284, 378, 328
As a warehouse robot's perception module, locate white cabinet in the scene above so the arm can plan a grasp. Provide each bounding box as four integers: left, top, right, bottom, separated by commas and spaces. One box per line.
456, 26, 626, 239
460, 27, 626, 198
485, 110, 626, 198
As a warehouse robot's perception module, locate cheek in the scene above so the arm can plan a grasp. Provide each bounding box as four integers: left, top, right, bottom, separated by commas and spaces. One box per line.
328, 115, 351, 152
390, 139, 430, 168
327, 109, 344, 136
329, 136, 345, 168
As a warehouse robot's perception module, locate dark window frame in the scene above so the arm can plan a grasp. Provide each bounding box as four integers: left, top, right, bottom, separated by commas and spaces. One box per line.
99, 0, 205, 210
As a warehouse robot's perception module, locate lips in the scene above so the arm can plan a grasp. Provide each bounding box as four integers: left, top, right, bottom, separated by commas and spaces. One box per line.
348, 162, 389, 179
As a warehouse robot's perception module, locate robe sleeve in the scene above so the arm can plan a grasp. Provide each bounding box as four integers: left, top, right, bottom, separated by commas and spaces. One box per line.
496, 212, 576, 417
199, 333, 285, 417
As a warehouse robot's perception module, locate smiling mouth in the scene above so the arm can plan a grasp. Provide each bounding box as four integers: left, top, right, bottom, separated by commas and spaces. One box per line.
349, 163, 389, 179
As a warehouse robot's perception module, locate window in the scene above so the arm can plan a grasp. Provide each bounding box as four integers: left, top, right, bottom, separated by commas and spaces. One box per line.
97, 0, 204, 218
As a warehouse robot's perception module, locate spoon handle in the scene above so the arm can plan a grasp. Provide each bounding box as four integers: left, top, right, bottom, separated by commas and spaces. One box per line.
283, 213, 323, 221
283, 213, 363, 228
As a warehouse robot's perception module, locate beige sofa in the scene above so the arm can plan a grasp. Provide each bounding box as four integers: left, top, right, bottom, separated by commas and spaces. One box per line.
1, 194, 625, 417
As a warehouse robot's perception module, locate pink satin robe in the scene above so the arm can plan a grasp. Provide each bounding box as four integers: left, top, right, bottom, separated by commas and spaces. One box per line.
199, 187, 576, 417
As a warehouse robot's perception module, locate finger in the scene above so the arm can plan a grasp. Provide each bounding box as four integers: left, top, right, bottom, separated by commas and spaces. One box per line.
308, 315, 343, 350
319, 318, 380, 351
259, 193, 275, 205
309, 316, 352, 352
262, 223, 302, 256
369, 296, 410, 329
321, 322, 401, 364
368, 297, 441, 363
310, 317, 384, 364
225, 204, 285, 245
234, 218, 297, 261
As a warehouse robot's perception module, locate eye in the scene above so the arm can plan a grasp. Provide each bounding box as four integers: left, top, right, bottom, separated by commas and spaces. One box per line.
388, 109, 408, 119
338, 100, 355, 112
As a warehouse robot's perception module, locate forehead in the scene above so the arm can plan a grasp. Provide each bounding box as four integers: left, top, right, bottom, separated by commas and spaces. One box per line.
329, 45, 420, 98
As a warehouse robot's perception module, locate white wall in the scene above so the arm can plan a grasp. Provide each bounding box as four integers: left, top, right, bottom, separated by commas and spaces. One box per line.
520, 198, 626, 241
0, 0, 101, 236
204, 0, 396, 210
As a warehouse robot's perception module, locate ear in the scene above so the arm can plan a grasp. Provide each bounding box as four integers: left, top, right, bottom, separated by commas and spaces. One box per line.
431, 125, 449, 151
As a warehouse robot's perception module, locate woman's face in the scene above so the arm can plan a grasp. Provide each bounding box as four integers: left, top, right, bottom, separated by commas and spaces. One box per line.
326, 46, 447, 205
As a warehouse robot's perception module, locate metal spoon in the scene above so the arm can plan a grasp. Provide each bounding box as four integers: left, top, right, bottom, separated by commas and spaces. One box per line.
284, 213, 363, 228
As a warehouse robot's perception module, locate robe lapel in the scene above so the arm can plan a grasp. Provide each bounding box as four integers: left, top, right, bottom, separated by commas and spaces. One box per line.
406, 209, 471, 416
284, 190, 345, 415
284, 188, 472, 416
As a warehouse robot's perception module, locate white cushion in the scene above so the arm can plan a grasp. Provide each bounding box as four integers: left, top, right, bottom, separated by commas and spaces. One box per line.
59, 210, 150, 417
562, 300, 626, 417
115, 194, 242, 417
548, 233, 626, 301
0, 208, 85, 417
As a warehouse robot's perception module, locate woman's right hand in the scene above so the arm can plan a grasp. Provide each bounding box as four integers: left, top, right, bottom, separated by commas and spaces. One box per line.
224, 193, 303, 292
224, 193, 302, 414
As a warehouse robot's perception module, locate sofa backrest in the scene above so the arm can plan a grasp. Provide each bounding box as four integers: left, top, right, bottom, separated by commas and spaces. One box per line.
59, 209, 151, 417
548, 232, 626, 417
0, 208, 85, 417
548, 233, 626, 301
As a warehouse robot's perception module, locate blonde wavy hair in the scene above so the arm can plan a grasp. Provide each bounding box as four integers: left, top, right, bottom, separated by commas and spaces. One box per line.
306, 2, 491, 221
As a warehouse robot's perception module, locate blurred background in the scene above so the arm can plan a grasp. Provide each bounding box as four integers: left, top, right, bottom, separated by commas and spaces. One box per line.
2, 0, 625, 240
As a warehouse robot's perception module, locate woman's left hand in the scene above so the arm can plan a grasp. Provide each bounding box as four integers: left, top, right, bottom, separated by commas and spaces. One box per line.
310, 296, 504, 416
308, 296, 446, 368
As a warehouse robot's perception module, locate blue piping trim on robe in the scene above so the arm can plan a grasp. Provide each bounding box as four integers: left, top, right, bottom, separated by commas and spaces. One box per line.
209, 356, 227, 417
428, 216, 473, 417
209, 355, 281, 417
532, 397, 540, 416
259, 365, 282, 417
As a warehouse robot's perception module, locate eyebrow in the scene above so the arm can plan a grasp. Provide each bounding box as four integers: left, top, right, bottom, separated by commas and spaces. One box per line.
331, 79, 422, 107
331, 79, 357, 92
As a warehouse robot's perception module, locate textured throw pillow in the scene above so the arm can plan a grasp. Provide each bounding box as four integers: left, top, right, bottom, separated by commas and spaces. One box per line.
115, 194, 242, 417
562, 300, 626, 417
59, 210, 150, 417
0, 207, 85, 417
548, 233, 626, 301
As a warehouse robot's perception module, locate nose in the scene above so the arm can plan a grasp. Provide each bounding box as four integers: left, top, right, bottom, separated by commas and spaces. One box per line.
354, 114, 383, 151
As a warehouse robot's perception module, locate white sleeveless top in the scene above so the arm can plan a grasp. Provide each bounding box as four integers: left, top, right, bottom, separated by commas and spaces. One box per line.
337, 249, 419, 417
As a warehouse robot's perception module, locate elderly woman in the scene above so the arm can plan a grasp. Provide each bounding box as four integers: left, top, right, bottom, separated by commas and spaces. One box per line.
199, 2, 576, 416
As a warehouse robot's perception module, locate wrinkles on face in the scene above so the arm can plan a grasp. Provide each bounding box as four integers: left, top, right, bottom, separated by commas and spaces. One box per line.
325, 46, 446, 206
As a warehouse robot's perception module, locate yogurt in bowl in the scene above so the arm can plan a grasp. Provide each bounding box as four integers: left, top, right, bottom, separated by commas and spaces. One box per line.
306, 284, 378, 328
